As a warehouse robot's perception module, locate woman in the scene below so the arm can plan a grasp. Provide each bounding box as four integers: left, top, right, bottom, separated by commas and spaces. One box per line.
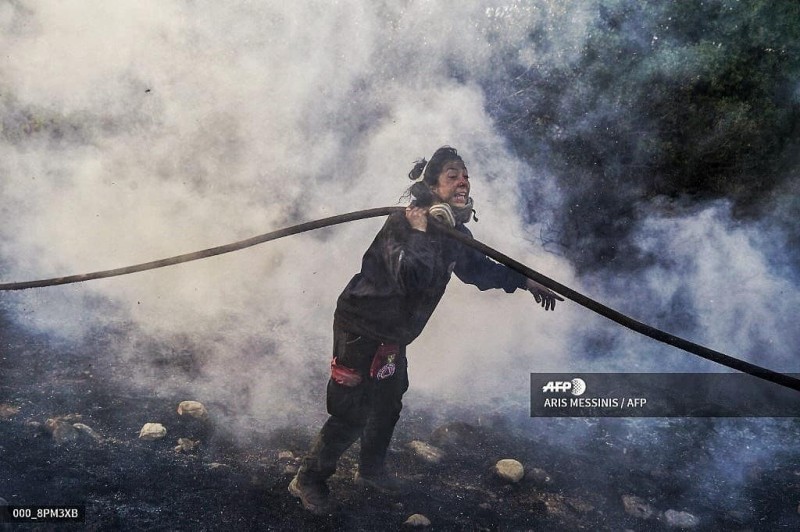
289, 146, 561, 514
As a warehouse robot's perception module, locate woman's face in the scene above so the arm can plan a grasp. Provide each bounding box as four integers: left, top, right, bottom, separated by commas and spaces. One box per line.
432, 160, 470, 207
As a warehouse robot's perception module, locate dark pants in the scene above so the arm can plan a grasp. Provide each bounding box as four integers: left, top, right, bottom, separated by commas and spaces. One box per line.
300, 324, 409, 482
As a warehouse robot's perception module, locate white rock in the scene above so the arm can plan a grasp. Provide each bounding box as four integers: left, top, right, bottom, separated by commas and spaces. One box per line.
493, 459, 524, 483
177, 401, 208, 420
44, 418, 80, 443
403, 513, 431, 527
174, 438, 199, 453
406, 440, 445, 464
0, 404, 20, 420
622, 495, 656, 520
278, 450, 295, 460
139, 423, 167, 440
73, 423, 103, 443
664, 509, 700, 529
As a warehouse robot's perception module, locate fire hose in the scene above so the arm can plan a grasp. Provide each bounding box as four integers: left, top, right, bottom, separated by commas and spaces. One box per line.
1, 205, 798, 393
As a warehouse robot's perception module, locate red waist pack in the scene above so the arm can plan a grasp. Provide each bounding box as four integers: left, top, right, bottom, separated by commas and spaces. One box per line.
369, 343, 400, 380
330, 343, 401, 386
330, 357, 362, 387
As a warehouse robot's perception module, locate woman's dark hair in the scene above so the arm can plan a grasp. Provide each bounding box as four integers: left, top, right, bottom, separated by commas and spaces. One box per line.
406, 146, 464, 207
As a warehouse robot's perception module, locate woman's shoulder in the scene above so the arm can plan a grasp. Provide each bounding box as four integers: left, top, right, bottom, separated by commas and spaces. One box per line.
385, 210, 411, 230
372, 210, 412, 241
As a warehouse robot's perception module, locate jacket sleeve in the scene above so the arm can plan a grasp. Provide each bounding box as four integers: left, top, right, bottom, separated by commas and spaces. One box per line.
453, 225, 528, 293
380, 214, 438, 293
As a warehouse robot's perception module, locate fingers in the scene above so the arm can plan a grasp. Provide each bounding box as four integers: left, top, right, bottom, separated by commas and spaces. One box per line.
405, 206, 427, 218
405, 205, 428, 232
531, 288, 561, 311
526, 279, 565, 311
543, 290, 564, 311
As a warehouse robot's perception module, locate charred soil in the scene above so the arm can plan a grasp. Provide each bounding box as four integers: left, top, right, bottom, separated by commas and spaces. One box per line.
1, 321, 799, 531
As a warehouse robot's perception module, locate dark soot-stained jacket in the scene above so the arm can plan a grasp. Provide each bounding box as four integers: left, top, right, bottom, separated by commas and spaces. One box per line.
334, 211, 527, 345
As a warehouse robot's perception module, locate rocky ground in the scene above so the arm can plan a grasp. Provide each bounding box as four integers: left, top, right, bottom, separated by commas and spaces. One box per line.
2, 320, 800, 531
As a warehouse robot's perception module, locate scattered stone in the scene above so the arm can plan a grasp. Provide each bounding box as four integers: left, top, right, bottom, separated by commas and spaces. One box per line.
207, 462, 228, 470
479, 502, 492, 510
72, 423, 103, 443
283, 464, 298, 475
527, 467, 552, 485
664, 509, 700, 529
493, 459, 524, 483
393, 502, 404, 511
566, 498, 594, 514
0, 404, 20, 420
622, 495, 656, 520
277, 450, 295, 460
44, 418, 80, 443
174, 438, 199, 453
403, 513, 431, 528
139, 423, 167, 440
405, 440, 445, 464
177, 401, 208, 420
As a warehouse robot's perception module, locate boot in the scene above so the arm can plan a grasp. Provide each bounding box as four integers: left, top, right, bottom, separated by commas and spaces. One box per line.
288, 472, 330, 515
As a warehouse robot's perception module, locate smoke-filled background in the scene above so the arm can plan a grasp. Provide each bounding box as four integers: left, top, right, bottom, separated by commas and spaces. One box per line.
2, 0, 799, 513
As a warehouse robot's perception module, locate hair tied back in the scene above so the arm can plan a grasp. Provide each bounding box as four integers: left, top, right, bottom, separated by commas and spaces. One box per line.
408, 158, 427, 181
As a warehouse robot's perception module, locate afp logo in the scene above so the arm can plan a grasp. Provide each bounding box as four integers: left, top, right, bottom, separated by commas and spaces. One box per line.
542, 378, 586, 396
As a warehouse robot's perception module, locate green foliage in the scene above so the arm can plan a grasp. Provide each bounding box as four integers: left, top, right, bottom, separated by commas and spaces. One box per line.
632, 0, 800, 200
487, 0, 800, 270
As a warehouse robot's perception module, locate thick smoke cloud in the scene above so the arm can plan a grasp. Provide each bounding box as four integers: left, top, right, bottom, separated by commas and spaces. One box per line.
0, 1, 589, 427
1, 0, 798, 487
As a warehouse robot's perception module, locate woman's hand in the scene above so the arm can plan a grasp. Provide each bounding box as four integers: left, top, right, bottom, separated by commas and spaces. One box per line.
405, 205, 428, 232
526, 279, 564, 311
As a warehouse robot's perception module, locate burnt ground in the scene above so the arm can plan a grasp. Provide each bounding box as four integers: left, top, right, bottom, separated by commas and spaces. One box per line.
1, 320, 800, 531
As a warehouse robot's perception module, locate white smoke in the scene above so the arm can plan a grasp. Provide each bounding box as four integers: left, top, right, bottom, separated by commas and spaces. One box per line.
0, 1, 593, 428
1, 1, 797, 444
570, 202, 800, 376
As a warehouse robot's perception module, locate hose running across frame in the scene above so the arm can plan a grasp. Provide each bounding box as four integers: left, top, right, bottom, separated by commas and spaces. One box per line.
1, 206, 798, 393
